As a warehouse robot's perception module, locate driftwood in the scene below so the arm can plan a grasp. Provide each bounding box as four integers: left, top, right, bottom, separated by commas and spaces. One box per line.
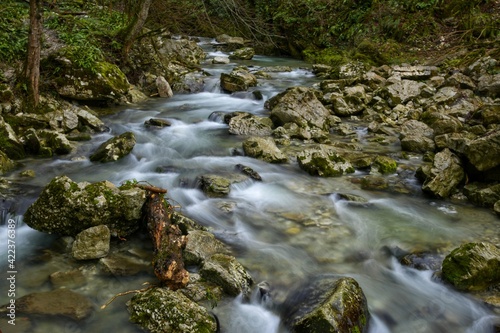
142, 187, 189, 290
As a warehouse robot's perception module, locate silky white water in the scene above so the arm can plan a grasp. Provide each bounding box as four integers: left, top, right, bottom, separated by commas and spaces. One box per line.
0, 38, 499, 332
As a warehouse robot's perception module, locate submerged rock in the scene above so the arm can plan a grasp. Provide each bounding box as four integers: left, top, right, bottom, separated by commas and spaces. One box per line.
89, 132, 136, 162
282, 276, 369, 333
24, 176, 146, 237
71, 225, 110, 260
442, 242, 500, 291
128, 287, 217, 333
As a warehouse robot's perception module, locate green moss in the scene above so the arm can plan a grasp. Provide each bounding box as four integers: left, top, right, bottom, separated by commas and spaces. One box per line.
374, 156, 398, 174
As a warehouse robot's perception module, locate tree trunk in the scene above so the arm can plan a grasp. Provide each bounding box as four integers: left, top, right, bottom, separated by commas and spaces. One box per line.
121, 0, 153, 62
24, 0, 43, 108
143, 189, 189, 290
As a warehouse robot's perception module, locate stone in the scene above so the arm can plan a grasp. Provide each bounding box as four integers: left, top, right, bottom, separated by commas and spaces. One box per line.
220, 68, 257, 92
100, 253, 151, 276
228, 112, 273, 136
212, 56, 230, 64
37, 129, 73, 155
215, 34, 246, 51
477, 73, 500, 98
199, 174, 232, 197
372, 155, 397, 174
72, 225, 111, 260
200, 253, 254, 297
235, 163, 262, 181
0, 150, 15, 175
442, 242, 500, 291
90, 132, 136, 163
445, 72, 477, 90
15, 288, 93, 321
282, 276, 369, 333
128, 287, 217, 333
463, 183, 500, 208
157, 38, 206, 66
0, 115, 25, 159
156, 76, 174, 98
399, 120, 435, 153
391, 65, 439, 80
463, 129, 500, 171
230, 47, 255, 60
421, 148, 464, 198
243, 137, 288, 163
297, 146, 355, 177
433, 86, 460, 105
49, 269, 87, 289
383, 79, 426, 106
145, 118, 172, 128
183, 230, 231, 266
494, 200, 500, 216
360, 175, 389, 191
23, 176, 146, 237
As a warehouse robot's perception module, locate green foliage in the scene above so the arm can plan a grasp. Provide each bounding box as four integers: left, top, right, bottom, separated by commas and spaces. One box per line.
0, 1, 29, 62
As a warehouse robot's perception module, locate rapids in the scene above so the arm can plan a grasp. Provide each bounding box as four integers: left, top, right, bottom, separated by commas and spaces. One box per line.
0, 38, 499, 333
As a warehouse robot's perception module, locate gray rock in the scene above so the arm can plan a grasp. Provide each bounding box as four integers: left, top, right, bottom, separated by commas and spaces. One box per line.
338, 61, 366, 79
157, 38, 206, 66
100, 253, 151, 276
297, 146, 355, 177
200, 253, 254, 297
494, 200, 500, 216
15, 288, 93, 321
463, 129, 500, 171
145, 118, 172, 128
463, 183, 500, 208
383, 79, 426, 106
228, 112, 273, 136
212, 56, 230, 64
399, 120, 436, 153
199, 173, 247, 197
49, 269, 87, 289
421, 148, 464, 198
421, 112, 463, 135
360, 175, 389, 191
230, 47, 255, 60
477, 73, 500, 98
282, 276, 369, 333
445, 72, 477, 90
391, 65, 439, 80
442, 242, 500, 291
215, 34, 246, 51
433, 86, 460, 105
243, 137, 288, 163
184, 230, 231, 266
37, 129, 73, 155
371, 155, 398, 174
128, 287, 217, 333
0, 115, 25, 159
90, 132, 136, 163
156, 76, 174, 98
466, 56, 497, 81
220, 68, 257, 92
23, 176, 146, 237
72, 225, 111, 260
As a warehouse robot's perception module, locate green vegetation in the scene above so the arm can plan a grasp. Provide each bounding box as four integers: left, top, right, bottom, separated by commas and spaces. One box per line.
0, 1, 29, 63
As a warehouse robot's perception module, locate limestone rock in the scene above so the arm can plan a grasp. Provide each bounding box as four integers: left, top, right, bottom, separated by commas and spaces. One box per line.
212, 56, 230, 64
37, 129, 73, 155
383, 79, 426, 106
145, 118, 172, 128
421, 148, 464, 198
72, 225, 111, 260
372, 155, 397, 174
0, 115, 25, 159
243, 137, 288, 163
297, 146, 355, 177
157, 38, 206, 66
445, 72, 477, 90
463, 129, 500, 171
49, 269, 87, 289
128, 287, 217, 333
228, 112, 273, 136
183, 230, 231, 266
23, 176, 146, 237
282, 276, 369, 333
220, 67, 257, 92
200, 253, 254, 297
199, 173, 247, 197
477, 73, 500, 98
230, 47, 255, 60
442, 242, 500, 291
156, 76, 174, 98
215, 34, 246, 51
0, 150, 15, 175
463, 183, 500, 208
100, 253, 151, 276
391, 65, 439, 80
90, 132, 136, 163
399, 120, 436, 153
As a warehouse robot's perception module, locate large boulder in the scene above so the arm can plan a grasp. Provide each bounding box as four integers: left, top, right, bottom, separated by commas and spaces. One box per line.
420, 148, 465, 198
243, 137, 288, 163
463, 130, 500, 172
215, 34, 246, 51
90, 132, 136, 163
266, 86, 331, 131
282, 276, 369, 333
230, 47, 255, 60
200, 253, 254, 297
297, 146, 355, 177
128, 287, 217, 333
183, 230, 231, 266
463, 183, 500, 208
54, 60, 130, 105
477, 73, 500, 98
227, 112, 274, 136
391, 65, 439, 80
220, 67, 257, 92
156, 38, 206, 66
442, 242, 500, 291
383, 79, 426, 106
23, 176, 146, 237
399, 120, 435, 153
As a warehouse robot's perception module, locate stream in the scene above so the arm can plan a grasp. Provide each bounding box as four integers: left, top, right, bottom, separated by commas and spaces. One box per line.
1, 38, 499, 333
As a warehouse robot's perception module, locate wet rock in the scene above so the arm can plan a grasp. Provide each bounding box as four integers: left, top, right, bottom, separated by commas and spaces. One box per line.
282, 276, 369, 333
337, 61, 366, 79
49, 269, 87, 289
360, 175, 389, 191
230, 47, 255, 60
200, 253, 254, 297
215, 34, 246, 51
19, 169, 35, 177
90, 132, 136, 163
37, 129, 73, 155
400, 252, 443, 271
442, 242, 500, 291
199, 174, 241, 197
156, 76, 174, 98
236, 163, 262, 181
266, 86, 331, 131
128, 287, 217, 333
212, 56, 230, 64
463, 183, 500, 208
243, 137, 288, 163
494, 200, 500, 216
297, 146, 355, 177
463, 129, 500, 172
183, 230, 231, 266
399, 120, 435, 153
0, 150, 15, 175
465, 56, 497, 81
372, 155, 397, 174
220, 67, 257, 92
24, 176, 146, 237
421, 111, 463, 136
420, 148, 464, 198
15, 288, 93, 321
228, 112, 273, 136
99, 252, 151, 276
72, 225, 110, 260
145, 118, 172, 128
0, 115, 25, 159
55, 60, 129, 105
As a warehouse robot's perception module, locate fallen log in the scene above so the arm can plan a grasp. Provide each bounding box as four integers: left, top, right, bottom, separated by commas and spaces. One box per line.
142, 187, 189, 290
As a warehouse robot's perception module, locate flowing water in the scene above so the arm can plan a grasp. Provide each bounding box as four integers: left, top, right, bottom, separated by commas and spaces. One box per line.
1, 38, 499, 333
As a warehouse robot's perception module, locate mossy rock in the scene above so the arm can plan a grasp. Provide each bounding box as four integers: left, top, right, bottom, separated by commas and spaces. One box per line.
442, 242, 500, 291
128, 287, 217, 333
90, 132, 136, 163
0, 150, 15, 175
372, 156, 397, 174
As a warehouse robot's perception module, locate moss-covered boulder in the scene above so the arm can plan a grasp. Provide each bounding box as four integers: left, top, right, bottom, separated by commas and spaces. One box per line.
282, 276, 369, 333
220, 67, 257, 92
71, 225, 110, 260
0, 115, 25, 159
0, 150, 15, 175
297, 146, 355, 177
372, 155, 397, 174
199, 173, 247, 198
420, 148, 465, 198
55, 60, 129, 105
442, 242, 500, 291
200, 253, 254, 297
463, 129, 500, 172
183, 230, 231, 266
90, 132, 136, 163
128, 287, 217, 333
463, 183, 500, 208
36, 129, 73, 155
227, 112, 274, 136
23, 176, 146, 237
229, 47, 255, 60
243, 137, 288, 163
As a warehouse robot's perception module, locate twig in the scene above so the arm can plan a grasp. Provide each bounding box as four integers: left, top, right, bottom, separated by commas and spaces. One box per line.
100, 284, 154, 310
